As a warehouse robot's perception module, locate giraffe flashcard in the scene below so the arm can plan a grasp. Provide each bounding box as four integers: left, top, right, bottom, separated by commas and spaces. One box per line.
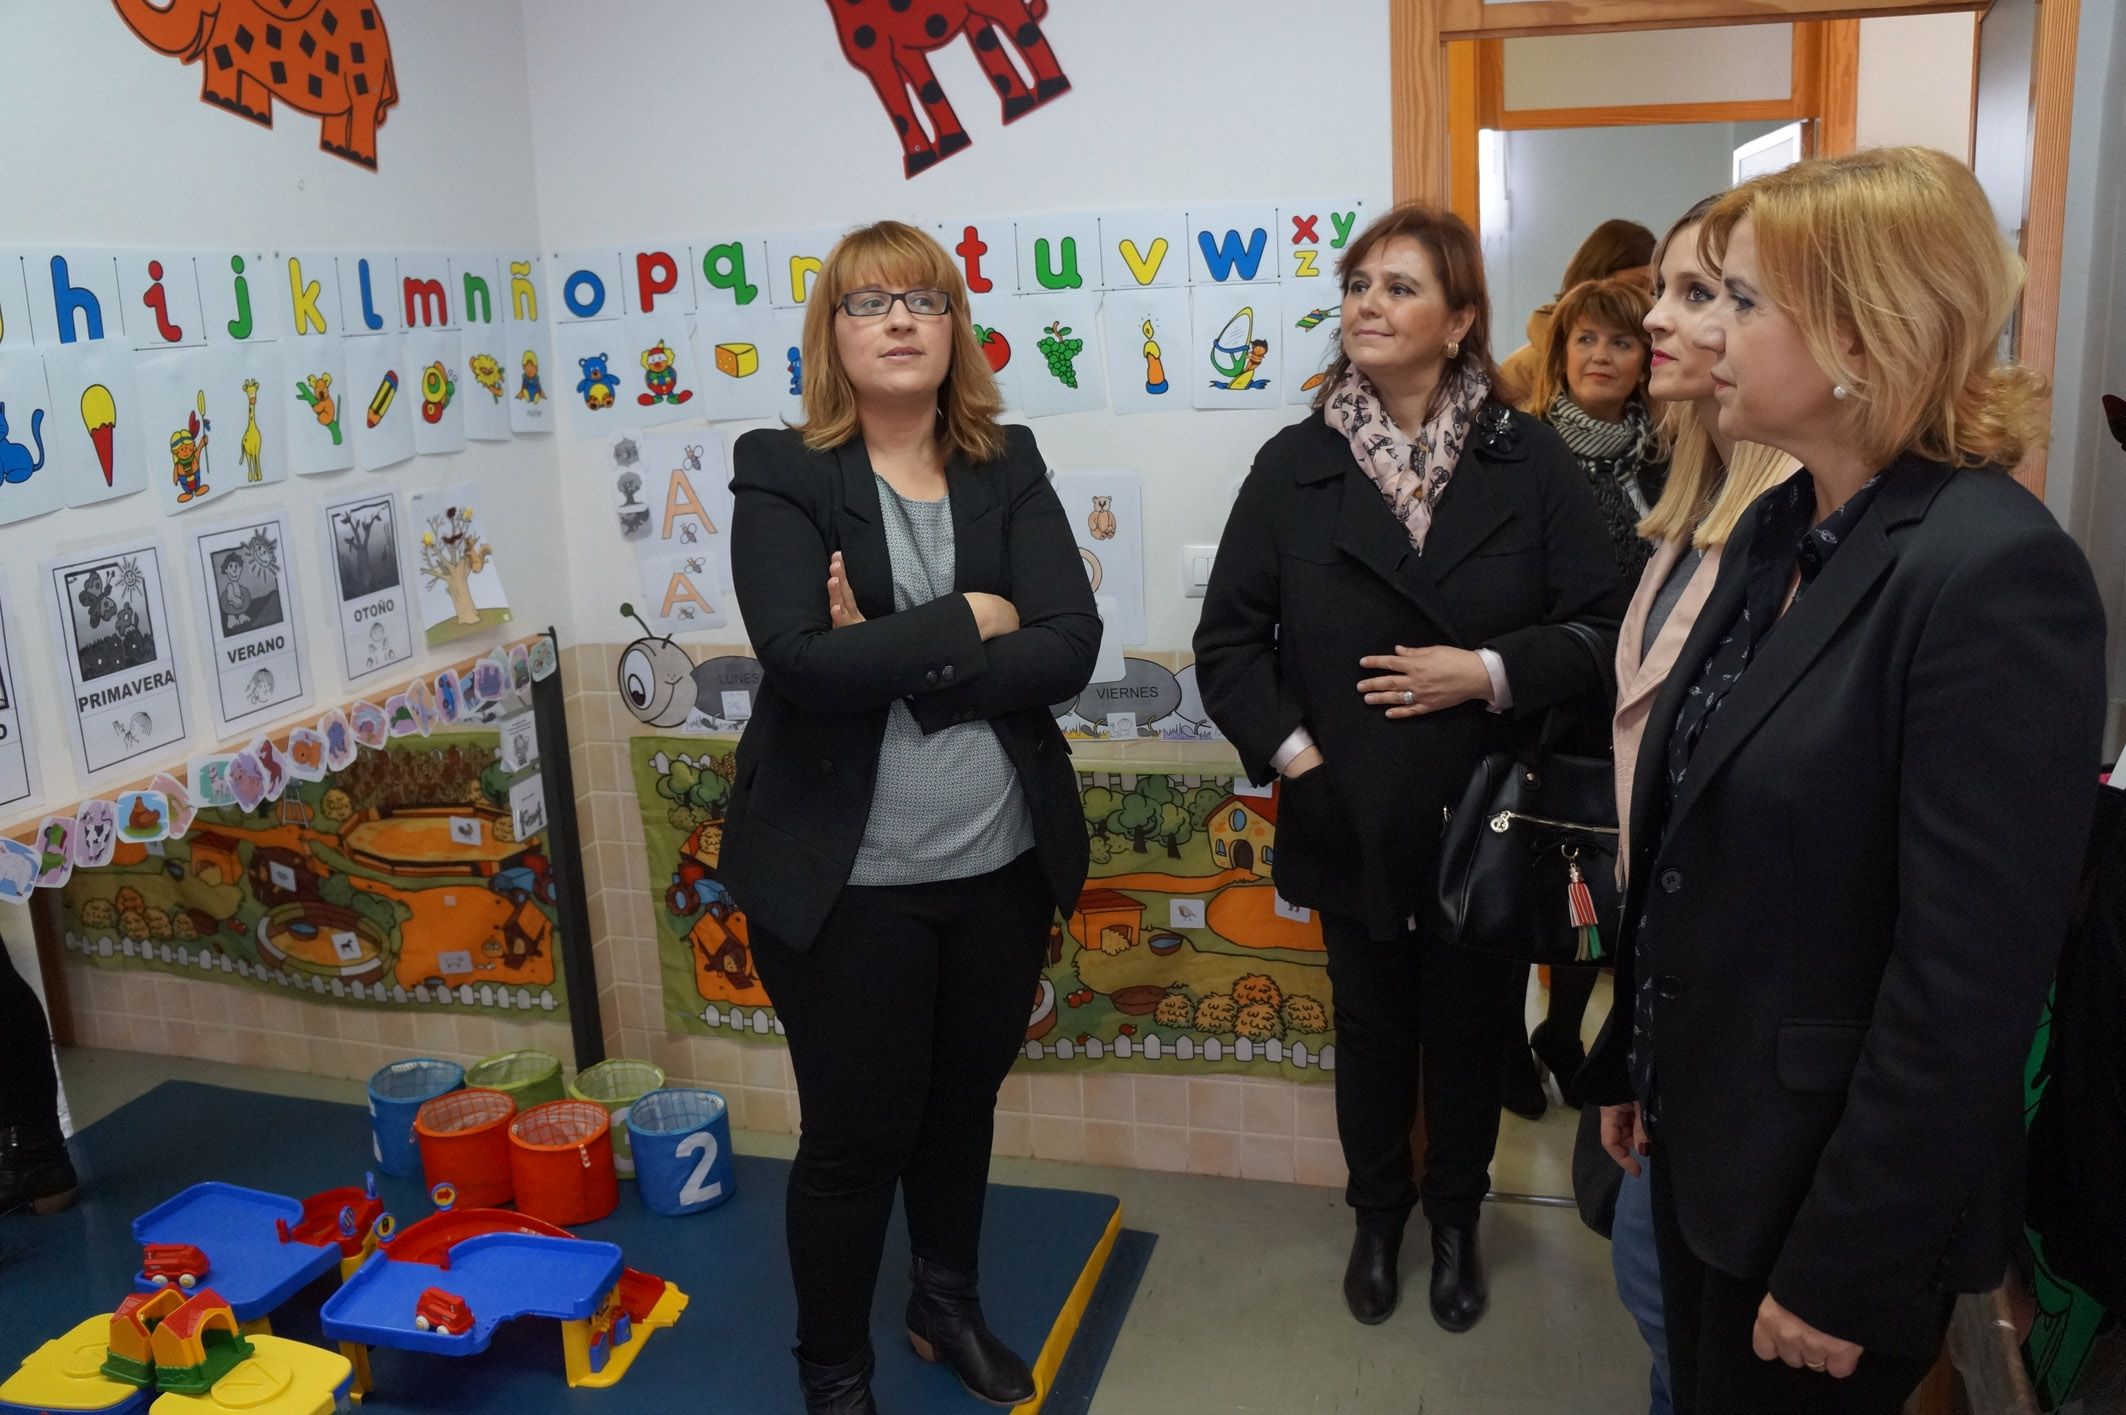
215, 344, 290, 490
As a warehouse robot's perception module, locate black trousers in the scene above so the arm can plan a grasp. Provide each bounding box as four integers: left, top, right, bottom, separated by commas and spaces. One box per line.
1320, 912, 1521, 1227
1649, 1142, 1944, 1414
751, 851, 1052, 1363
0, 932, 60, 1132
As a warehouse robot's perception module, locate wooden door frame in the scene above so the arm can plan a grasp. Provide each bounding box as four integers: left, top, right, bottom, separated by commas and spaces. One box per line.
1398, 0, 2081, 495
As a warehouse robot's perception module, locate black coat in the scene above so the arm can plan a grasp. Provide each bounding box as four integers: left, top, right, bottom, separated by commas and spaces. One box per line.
1582, 457, 2109, 1357
721, 424, 1100, 951
1193, 405, 1629, 939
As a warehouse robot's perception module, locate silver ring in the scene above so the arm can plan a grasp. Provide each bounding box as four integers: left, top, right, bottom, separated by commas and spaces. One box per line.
1806, 1362, 1827, 1373
1401, 690, 1414, 706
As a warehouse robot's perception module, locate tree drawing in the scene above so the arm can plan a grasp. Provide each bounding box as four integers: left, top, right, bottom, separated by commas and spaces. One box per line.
419, 504, 491, 626
1106, 776, 1180, 854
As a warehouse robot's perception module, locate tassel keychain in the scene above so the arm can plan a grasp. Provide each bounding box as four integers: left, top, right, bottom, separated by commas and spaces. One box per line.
1565, 850, 1603, 961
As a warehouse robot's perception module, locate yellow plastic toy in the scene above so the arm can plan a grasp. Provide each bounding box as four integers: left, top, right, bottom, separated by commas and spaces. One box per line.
147, 1336, 352, 1415
0, 1312, 149, 1414
558, 1279, 689, 1390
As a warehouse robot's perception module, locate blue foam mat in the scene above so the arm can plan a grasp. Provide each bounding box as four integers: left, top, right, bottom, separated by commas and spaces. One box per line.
0, 1081, 1152, 1412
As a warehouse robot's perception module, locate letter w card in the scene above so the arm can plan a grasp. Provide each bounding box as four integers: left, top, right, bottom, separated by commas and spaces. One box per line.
185, 510, 312, 739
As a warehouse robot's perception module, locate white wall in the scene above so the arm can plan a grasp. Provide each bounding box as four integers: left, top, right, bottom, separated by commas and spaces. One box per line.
1974, 0, 2040, 240
1856, 12, 1977, 158
2044, 0, 2126, 736
0, 2, 567, 828
519, 0, 1392, 656
1504, 25, 1794, 109
1491, 121, 1785, 359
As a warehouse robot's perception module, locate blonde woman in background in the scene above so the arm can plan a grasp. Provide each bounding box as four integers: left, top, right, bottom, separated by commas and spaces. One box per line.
1587, 147, 2107, 1413
1595, 193, 1797, 1415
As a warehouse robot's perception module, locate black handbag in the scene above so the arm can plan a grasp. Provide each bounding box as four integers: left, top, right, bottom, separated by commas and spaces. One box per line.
1434, 622, 1620, 968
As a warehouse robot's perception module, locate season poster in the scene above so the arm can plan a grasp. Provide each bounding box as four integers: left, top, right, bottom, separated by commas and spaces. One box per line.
185, 511, 312, 739
321, 488, 417, 682
42, 537, 191, 782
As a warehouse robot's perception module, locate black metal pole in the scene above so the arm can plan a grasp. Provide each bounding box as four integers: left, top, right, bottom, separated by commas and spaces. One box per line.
533, 626, 605, 1071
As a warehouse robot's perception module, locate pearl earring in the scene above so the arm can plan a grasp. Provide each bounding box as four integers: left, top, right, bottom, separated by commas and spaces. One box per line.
1833, 384, 1850, 401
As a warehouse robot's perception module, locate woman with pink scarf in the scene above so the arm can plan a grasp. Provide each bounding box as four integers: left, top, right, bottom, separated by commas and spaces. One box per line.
1195, 204, 1627, 1335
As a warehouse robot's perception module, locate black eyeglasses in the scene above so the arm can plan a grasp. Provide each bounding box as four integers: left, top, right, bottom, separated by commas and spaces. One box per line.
839, 288, 952, 318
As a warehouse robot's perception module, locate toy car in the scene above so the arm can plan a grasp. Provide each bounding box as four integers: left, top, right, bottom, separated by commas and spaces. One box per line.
141, 1242, 210, 1290
412, 1286, 472, 1337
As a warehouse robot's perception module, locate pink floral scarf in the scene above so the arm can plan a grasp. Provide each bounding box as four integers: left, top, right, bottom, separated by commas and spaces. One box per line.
1324, 363, 1493, 552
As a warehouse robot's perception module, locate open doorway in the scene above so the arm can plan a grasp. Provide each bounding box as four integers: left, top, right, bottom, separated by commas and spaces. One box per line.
1470, 13, 1980, 389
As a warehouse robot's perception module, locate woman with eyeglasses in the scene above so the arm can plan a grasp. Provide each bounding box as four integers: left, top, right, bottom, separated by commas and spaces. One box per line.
724, 221, 1100, 1414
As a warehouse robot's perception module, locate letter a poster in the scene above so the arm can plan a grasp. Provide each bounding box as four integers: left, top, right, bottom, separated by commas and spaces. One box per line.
42, 538, 192, 784
186, 511, 312, 740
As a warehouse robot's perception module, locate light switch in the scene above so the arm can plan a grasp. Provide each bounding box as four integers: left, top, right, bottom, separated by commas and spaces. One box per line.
1181, 544, 1218, 598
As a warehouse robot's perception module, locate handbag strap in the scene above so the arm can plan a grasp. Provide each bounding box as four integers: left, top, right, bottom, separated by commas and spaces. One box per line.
1532, 620, 1615, 758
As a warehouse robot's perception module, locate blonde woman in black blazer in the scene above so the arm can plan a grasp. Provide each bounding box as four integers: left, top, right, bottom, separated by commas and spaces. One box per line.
1586, 148, 2107, 1414
724, 221, 1097, 1414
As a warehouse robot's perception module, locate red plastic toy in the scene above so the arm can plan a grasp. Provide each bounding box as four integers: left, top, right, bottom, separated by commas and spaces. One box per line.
412, 1288, 472, 1337
140, 1243, 209, 1291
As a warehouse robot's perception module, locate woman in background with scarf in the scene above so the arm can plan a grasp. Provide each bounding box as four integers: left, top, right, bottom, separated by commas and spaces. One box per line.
1194, 204, 1627, 1336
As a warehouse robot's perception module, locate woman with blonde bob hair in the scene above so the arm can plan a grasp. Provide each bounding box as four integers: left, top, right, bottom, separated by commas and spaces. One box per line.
1585, 147, 2108, 1414
725, 220, 1099, 1413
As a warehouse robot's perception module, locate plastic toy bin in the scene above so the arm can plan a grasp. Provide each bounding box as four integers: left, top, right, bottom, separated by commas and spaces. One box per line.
509, 1100, 618, 1227
413, 1087, 518, 1209
465, 1048, 565, 1108
627, 1088, 734, 1217
367, 1058, 464, 1177
566, 1060, 665, 1178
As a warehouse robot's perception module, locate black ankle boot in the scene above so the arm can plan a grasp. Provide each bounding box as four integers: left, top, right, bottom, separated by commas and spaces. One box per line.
0, 1124, 79, 1217
1501, 1038, 1548, 1121
1530, 1020, 1587, 1110
1343, 1206, 1408, 1325
1428, 1221, 1488, 1333
795, 1344, 879, 1415
905, 1256, 1034, 1407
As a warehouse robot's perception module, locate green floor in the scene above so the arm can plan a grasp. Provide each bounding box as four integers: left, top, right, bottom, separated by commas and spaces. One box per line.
52, 1042, 1650, 1415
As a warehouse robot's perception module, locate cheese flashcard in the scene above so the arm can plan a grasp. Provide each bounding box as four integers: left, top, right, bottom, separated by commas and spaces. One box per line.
693, 302, 803, 424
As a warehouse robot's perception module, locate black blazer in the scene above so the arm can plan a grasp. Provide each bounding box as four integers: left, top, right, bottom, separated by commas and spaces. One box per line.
1193, 405, 1629, 939
721, 424, 1100, 951
1582, 457, 2109, 1357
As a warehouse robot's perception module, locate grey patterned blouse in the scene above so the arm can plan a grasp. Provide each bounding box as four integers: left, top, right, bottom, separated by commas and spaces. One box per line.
846, 476, 1036, 886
